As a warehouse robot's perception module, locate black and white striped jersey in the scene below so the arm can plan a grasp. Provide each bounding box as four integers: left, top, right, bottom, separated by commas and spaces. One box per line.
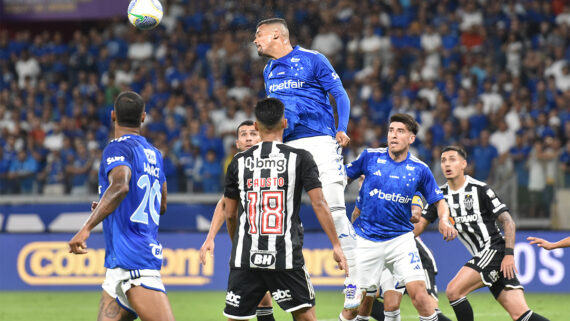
224, 141, 322, 270
422, 175, 509, 256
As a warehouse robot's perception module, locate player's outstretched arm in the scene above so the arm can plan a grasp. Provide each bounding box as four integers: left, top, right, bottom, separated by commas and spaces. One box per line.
435, 199, 457, 241
307, 187, 348, 276
224, 197, 238, 241
200, 198, 226, 265
497, 211, 517, 279
69, 165, 131, 254
528, 236, 570, 250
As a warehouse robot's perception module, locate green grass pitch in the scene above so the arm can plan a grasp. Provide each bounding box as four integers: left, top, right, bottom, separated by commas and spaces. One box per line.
0, 291, 568, 320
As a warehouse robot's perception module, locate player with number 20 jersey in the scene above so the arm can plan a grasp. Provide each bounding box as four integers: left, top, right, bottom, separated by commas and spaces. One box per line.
100, 134, 166, 270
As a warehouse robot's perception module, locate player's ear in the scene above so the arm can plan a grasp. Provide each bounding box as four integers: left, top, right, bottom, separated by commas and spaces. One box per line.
111, 110, 116, 122
141, 111, 146, 124
409, 134, 416, 144
283, 118, 288, 129
254, 121, 259, 131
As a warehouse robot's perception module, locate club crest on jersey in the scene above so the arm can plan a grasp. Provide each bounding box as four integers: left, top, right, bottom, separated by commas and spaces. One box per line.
144, 148, 157, 164
464, 194, 474, 210
245, 156, 287, 173
250, 251, 276, 268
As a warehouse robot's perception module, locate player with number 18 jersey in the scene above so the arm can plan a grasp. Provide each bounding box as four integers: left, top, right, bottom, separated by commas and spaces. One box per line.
100, 134, 166, 270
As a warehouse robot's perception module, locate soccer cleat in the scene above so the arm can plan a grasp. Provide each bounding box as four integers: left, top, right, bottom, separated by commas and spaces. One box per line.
343, 284, 362, 309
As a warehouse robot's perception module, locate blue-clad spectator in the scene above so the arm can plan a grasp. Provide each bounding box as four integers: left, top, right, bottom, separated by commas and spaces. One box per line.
40, 150, 66, 195
471, 129, 498, 182
510, 133, 532, 216
200, 149, 222, 193
0, 145, 10, 194
8, 150, 38, 194
66, 142, 93, 195
198, 123, 224, 160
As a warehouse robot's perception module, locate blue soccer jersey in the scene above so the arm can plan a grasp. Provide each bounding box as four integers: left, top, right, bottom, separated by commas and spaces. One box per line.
346, 148, 443, 241
263, 45, 350, 142
99, 135, 166, 270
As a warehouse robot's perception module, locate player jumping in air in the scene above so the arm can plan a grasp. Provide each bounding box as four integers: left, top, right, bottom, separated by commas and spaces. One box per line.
416, 146, 549, 321
253, 17, 359, 311
69, 91, 175, 321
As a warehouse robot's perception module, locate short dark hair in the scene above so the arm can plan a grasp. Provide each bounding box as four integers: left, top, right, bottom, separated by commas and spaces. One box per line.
236, 120, 254, 136
254, 98, 284, 129
256, 18, 288, 29
389, 113, 418, 135
442, 145, 468, 159
114, 91, 145, 128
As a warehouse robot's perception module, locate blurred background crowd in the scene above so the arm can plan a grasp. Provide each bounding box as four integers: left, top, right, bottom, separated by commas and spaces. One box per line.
1, 0, 570, 219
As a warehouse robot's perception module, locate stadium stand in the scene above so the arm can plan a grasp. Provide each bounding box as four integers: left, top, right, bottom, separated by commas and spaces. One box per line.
1, 0, 570, 227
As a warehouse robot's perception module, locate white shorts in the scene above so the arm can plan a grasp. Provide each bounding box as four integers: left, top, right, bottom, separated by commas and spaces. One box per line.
102, 268, 166, 316
356, 232, 426, 291
285, 135, 346, 186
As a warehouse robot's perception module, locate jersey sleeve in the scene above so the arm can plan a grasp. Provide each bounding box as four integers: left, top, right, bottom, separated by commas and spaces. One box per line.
101, 142, 133, 177
418, 167, 444, 205
412, 193, 424, 210
300, 150, 322, 192
156, 148, 166, 185
223, 156, 240, 200
313, 53, 350, 133
345, 149, 368, 180
481, 185, 509, 220
422, 202, 439, 223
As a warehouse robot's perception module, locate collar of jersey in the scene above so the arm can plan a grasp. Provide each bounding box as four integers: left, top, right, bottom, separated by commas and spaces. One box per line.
386, 151, 411, 164
448, 175, 471, 193
274, 45, 300, 63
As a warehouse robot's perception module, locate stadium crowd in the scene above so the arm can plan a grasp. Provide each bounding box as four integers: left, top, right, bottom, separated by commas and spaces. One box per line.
1, 0, 570, 218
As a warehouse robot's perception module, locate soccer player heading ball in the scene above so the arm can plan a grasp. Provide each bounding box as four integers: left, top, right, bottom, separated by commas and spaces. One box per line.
253, 18, 359, 311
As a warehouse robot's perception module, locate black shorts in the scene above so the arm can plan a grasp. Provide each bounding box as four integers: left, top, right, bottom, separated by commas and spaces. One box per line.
416, 237, 438, 299
223, 267, 315, 319
465, 248, 524, 299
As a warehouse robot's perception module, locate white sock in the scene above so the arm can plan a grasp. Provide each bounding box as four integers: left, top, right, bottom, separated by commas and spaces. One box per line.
385, 309, 401, 321
339, 312, 357, 321
419, 312, 438, 321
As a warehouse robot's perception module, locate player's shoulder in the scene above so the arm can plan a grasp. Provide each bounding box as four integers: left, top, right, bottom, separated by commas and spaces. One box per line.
409, 154, 430, 169
296, 46, 320, 56
465, 175, 488, 188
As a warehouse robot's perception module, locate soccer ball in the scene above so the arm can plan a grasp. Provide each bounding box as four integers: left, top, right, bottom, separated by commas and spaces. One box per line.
127, 0, 163, 30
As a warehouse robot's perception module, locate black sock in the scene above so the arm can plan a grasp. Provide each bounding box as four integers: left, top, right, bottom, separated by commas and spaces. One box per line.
370, 299, 385, 320
435, 308, 452, 321
256, 307, 275, 321
516, 310, 550, 321
449, 297, 473, 321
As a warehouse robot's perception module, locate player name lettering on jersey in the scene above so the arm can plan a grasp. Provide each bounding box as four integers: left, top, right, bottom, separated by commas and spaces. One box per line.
369, 188, 412, 204
268, 79, 305, 93
144, 162, 160, 178
245, 156, 287, 173
247, 177, 285, 189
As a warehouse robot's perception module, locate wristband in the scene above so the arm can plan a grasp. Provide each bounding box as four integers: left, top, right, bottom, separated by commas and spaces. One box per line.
504, 248, 514, 256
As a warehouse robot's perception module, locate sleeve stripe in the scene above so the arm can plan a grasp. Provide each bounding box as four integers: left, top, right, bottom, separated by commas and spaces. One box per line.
492, 204, 506, 213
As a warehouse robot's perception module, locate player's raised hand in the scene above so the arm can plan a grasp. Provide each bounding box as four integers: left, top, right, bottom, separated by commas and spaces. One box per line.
527, 236, 554, 250
332, 245, 348, 277
336, 131, 350, 147
439, 219, 457, 241
199, 238, 215, 265
500, 254, 517, 279
68, 228, 90, 254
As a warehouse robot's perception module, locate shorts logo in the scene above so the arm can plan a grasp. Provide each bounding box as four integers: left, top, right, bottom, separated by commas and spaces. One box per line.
464, 194, 474, 210
226, 291, 241, 307
250, 252, 276, 267
489, 270, 499, 283
272, 289, 292, 302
